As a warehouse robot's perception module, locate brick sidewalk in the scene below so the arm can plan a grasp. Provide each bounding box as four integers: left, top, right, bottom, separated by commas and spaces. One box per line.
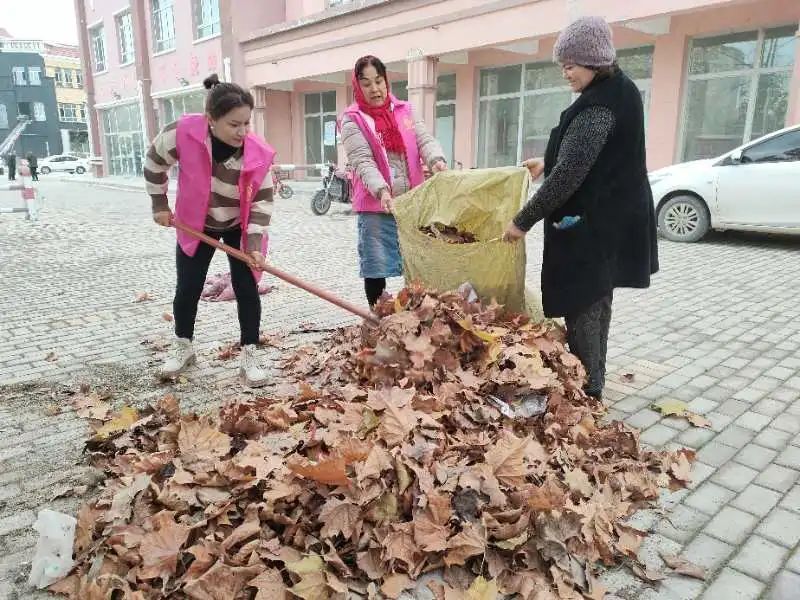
0, 180, 799, 599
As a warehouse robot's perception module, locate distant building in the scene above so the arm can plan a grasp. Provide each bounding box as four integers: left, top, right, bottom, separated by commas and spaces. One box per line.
0, 46, 61, 158
43, 42, 88, 155
0, 36, 87, 158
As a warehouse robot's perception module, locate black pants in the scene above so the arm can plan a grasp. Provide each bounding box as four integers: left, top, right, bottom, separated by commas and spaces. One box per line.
7, 167, 15, 181
174, 228, 261, 346
364, 277, 386, 307
565, 293, 613, 397
30, 167, 38, 181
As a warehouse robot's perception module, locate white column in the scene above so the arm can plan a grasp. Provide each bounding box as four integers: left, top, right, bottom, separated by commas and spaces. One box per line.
61, 129, 71, 154
406, 53, 438, 132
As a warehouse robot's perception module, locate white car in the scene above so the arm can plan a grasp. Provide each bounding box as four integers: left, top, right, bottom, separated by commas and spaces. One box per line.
649, 125, 800, 242
38, 154, 88, 175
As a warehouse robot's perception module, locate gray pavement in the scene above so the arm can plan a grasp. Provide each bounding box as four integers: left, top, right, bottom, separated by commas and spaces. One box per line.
0, 179, 799, 599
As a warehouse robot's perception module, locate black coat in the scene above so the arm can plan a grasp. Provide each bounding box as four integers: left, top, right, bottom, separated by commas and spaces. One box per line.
540, 71, 658, 318
27, 155, 37, 168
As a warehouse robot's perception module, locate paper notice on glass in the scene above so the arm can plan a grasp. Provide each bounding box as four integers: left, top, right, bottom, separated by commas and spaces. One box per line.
323, 121, 336, 146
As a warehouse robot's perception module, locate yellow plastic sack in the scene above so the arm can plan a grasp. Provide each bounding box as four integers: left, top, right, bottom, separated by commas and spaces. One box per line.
393, 167, 544, 321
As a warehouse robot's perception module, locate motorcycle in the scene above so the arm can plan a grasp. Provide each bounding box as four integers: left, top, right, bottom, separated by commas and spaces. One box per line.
272, 169, 294, 200
311, 164, 351, 216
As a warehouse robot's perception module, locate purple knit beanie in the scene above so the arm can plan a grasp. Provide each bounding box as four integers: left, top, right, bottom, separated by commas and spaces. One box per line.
553, 16, 616, 67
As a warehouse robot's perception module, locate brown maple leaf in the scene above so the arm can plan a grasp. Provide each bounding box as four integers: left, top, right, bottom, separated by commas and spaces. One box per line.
445, 522, 486, 567
221, 504, 261, 554
248, 568, 288, 600
382, 522, 420, 571
660, 553, 707, 580
177, 417, 231, 469
137, 511, 190, 580
485, 431, 531, 487
381, 573, 415, 599
287, 454, 349, 487
184, 560, 264, 600
319, 497, 361, 540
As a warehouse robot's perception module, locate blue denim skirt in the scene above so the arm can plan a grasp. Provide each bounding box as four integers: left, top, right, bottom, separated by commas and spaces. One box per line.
357, 212, 403, 279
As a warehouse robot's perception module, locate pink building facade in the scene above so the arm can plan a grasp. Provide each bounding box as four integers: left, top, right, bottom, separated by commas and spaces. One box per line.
77, 0, 800, 177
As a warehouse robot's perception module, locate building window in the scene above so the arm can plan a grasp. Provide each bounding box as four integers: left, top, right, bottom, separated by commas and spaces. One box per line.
159, 91, 206, 127
435, 74, 457, 167
0, 104, 8, 129
329, 0, 354, 6
12, 67, 27, 86
102, 103, 145, 176
28, 67, 42, 86
75, 70, 84, 87
477, 63, 572, 168
32, 102, 46, 121
116, 10, 135, 65
151, 0, 175, 53
90, 25, 107, 72
393, 80, 409, 101
682, 26, 797, 160
304, 91, 338, 170
59, 103, 85, 123
192, 0, 220, 40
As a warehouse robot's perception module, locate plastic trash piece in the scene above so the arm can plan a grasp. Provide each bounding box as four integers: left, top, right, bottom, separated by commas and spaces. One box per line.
517, 393, 548, 418
28, 509, 76, 589
457, 282, 479, 303
487, 394, 548, 420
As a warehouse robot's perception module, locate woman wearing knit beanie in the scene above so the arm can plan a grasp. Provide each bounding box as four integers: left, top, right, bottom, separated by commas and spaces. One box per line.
502, 16, 659, 399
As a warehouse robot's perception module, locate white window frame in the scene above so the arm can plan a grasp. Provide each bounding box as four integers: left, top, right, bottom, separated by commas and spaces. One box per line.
476, 63, 574, 167
12, 67, 26, 86
329, 0, 354, 6
58, 103, 84, 123
89, 24, 107, 73
75, 70, 84, 87
0, 104, 8, 129
151, 0, 176, 54
678, 27, 796, 162
192, 0, 220, 41
303, 91, 338, 168
32, 102, 46, 122
28, 67, 42, 86
115, 10, 135, 66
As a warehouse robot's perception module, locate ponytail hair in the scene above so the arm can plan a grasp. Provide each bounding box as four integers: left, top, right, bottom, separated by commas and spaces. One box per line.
203, 73, 254, 120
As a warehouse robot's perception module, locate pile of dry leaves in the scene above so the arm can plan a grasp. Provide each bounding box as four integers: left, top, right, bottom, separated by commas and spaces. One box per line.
52, 284, 694, 600
419, 224, 478, 244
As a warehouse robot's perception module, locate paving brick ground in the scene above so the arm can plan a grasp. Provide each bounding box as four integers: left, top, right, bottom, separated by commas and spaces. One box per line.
1, 178, 799, 599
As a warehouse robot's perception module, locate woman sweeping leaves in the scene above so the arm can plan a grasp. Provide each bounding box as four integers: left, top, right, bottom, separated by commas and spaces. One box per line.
146, 74, 276, 387
503, 17, 659, 399
341, 55, 448, 307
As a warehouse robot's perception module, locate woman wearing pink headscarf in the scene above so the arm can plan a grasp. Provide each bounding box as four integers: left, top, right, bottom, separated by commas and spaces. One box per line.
340, 55, 447, 307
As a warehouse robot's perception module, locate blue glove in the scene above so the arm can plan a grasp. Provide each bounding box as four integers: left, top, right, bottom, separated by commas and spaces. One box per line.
553, 215, 582, 230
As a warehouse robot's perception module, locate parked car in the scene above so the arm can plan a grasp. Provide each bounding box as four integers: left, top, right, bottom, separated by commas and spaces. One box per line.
649, 125, 800, 242
38, 155, 88, 175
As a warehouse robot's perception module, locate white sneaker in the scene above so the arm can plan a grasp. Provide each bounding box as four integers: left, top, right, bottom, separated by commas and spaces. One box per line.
159, 337, 195, 379
240, 344, 268, 387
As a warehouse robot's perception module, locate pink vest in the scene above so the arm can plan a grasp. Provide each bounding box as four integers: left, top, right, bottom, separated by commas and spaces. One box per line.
174, 114, 276, 282
343, 99, 424, 213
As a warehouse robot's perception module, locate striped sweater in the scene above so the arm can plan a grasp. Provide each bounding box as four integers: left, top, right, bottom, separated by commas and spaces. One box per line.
145, 121, 274, 251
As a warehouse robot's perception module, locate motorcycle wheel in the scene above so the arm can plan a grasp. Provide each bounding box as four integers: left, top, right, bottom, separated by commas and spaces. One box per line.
278, 184, 293, 200
311, 189, 332, 215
